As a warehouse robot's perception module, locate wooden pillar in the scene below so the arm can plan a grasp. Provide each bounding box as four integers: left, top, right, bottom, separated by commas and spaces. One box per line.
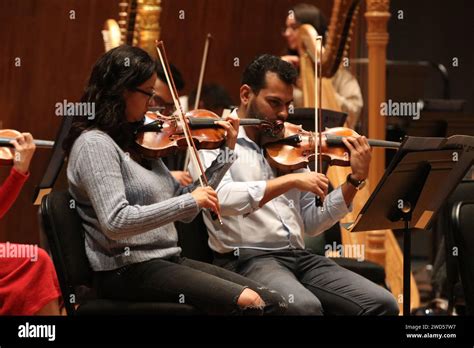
364, 0, 391, 267
136, 0, 162, 56
365, 0, 390, 185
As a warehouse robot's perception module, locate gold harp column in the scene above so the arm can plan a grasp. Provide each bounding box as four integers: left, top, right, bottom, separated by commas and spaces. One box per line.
136, 0, 162, 56
364, 0, 390, 267
365, 0, 390, 185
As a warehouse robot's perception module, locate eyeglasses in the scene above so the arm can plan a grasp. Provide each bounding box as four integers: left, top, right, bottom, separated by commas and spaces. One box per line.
133, 88, 177, 116
134, 87, 156, 100
151, 96, 177, 116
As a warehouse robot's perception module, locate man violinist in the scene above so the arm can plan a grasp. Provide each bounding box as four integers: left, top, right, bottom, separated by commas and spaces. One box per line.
193, 54, 399, 315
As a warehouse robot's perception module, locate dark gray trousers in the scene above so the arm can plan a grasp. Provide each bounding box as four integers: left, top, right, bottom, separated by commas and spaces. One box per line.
214, 248, 400, 316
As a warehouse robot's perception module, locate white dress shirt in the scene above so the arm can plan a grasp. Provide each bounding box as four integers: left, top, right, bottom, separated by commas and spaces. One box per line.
190, 110, 352, 254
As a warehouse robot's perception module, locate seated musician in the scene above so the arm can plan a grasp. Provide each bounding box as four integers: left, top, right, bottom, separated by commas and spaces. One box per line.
192, 54, 399, 315
150, 63, 192, 185
0, 133, 62, 315
189, 83, 235, 117
281, 3, 363, 129
62, 45, 287, 315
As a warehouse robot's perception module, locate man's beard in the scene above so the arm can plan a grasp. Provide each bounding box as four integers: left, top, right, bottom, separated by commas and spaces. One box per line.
247, 99, 267, 121
246, 99, 285, 143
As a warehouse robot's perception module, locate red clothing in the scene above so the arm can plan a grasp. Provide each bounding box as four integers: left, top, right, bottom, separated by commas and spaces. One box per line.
0, 245, 61, 315
0, 168, 61, 315
0, 167, 29, 218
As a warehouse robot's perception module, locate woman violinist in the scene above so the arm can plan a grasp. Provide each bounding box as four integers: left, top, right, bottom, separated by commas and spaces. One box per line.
62, 45, 286, 315
0, 132, 62, 315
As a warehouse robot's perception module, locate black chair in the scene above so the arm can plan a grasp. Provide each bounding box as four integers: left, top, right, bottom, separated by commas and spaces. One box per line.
40, 190, 200, 315
448, 200, 474, 315
413, 179, 474, 315
176, 214, 213, 263
438, 180, 474, 314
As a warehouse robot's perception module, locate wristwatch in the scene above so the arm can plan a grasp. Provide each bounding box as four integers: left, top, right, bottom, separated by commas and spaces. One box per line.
346, 173, 366, 190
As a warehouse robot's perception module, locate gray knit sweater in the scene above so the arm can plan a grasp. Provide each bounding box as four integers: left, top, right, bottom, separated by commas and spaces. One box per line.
67, 130, 235, 271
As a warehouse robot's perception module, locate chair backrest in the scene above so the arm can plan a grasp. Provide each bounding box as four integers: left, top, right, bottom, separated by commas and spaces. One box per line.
40, 190, 93, 314
451, 200, 474, 315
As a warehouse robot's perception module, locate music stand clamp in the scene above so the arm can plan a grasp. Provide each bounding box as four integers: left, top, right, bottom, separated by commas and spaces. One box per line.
347, 134, 474, 316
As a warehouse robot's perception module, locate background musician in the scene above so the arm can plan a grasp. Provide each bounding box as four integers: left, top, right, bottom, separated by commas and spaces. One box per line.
281, 3, 363, 129
150, 63, 193, 185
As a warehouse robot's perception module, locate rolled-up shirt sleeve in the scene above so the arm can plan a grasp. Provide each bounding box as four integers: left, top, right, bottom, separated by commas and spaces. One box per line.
217, 177, 267, 216
192, 148, 267, 216
301, 185, 352, 237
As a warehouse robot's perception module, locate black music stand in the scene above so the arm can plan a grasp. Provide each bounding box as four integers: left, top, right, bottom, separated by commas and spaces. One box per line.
347, 135, 474, 315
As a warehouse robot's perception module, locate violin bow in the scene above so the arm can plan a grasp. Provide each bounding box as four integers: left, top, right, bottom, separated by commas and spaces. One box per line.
184, 33, 213, 172
314, 35, 324, 208
155, 41, 223, 224
194, 33, 212, 110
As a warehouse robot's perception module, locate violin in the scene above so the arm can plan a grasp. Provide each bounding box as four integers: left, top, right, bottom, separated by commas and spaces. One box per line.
152, 41, 230, 222
0, 129, 54, 165
264, 123, 400, 172
134, 108, 283, 159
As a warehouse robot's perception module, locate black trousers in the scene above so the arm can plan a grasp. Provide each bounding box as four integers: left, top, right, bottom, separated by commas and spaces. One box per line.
93, 255, 287, 315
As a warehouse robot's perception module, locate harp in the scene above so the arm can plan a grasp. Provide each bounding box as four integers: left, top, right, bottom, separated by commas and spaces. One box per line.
102, 0, 162, 55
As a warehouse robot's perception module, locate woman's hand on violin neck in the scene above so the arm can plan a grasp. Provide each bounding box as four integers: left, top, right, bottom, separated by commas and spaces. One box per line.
191, 186, 221, 216
215, 113, 240, 149
293, 172, 329, 198
342, 135, 371, 181
11, 132, 36, 175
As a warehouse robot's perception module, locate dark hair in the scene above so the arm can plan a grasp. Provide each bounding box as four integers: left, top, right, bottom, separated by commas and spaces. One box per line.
63, 45, 158, 153
188, 83, 234, 110
241, 54, 297, 94
156, 63, 185, 91
292, 3, 328, 38
287, 3, 328, 56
